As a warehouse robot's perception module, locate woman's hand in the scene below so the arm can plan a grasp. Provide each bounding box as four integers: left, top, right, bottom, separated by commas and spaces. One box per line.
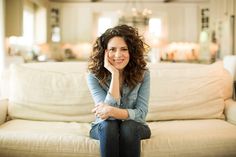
104, 51, 118, 75
92, 102, 113, 120
92, 102, 129, 120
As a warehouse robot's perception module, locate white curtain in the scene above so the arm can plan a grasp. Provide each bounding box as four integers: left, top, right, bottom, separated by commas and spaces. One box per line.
0, 0, 5, 98
0, 0, 5, 73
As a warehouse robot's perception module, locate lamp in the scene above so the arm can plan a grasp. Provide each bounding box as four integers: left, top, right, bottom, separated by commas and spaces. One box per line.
118, 0, 152, 27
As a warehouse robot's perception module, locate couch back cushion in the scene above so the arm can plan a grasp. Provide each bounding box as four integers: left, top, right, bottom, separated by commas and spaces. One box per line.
8, 62, 95, 123
146, 61, 233, 121
8, 61, 233, 122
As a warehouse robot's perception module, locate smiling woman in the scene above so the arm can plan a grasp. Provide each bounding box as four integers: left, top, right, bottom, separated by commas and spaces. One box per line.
87, 24, 150, 157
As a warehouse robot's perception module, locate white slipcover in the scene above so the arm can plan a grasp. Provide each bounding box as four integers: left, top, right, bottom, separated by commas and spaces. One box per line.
0, 61, 235, 157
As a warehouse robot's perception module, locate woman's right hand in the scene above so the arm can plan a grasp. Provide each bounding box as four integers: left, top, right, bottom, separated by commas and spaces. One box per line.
104, 51, 118, 75
92, 102, 112, 120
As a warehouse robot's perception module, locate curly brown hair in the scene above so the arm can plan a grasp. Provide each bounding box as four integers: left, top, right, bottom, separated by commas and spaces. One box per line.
88, 24, 148, 88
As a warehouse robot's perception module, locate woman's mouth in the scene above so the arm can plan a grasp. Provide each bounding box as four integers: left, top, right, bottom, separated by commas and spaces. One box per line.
113, 59, 124, 64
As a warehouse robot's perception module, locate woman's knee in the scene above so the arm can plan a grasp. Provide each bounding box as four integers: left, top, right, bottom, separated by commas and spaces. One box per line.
120, 120, 139, 140
98, 120, 120, 136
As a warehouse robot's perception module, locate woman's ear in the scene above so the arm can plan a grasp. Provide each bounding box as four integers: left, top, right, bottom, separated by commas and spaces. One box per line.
104, 50, 111, 60
105, 49, 109, 57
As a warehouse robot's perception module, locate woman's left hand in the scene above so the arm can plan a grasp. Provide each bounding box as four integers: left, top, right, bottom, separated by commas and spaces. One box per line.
92, 103, 112, 120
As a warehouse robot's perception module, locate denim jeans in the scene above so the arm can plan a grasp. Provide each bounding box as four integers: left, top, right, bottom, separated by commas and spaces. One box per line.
90, 120, 151, 157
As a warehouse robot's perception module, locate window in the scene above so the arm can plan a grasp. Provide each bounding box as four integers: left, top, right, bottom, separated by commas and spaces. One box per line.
149, 18, 161, 37
22, 9, 34, 45
35, 7, 47, 44
9, 4, 35, 46
97, 17, 112, 36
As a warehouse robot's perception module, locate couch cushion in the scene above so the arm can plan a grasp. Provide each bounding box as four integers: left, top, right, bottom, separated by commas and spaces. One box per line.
147, 61, 233, 121
8, 62, 95, 122
0, 119, 236, 157
8, 61, 233, 122
0, 119, 99, 157
142, 119, 236, 157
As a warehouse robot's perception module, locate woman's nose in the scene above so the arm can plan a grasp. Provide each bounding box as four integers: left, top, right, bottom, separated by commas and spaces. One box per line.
115, 50, 122, 58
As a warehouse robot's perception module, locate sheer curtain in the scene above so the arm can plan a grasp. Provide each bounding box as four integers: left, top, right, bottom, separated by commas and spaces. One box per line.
0, 0, 5, 73
0, 0, 5, 99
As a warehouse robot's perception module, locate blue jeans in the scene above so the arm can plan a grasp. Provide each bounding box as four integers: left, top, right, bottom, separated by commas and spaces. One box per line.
90, 120, 151, 157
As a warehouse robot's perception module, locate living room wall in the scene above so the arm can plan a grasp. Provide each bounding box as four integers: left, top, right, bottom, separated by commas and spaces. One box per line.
49, 1, 207, 44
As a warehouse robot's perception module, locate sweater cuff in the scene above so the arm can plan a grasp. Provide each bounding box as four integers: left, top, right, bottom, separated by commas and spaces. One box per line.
104, 92, 120, 107
127, 109, 135, 120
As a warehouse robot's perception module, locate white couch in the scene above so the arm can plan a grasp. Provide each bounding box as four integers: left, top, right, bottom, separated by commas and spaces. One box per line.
0, 60, 236, 157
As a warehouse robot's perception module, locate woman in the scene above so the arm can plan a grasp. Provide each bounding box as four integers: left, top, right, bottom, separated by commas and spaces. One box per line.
87, 24, 151, 157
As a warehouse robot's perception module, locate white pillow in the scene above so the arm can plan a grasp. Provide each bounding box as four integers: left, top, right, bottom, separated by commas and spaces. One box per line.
146, 61, 233, 121
8, 62, 95, 122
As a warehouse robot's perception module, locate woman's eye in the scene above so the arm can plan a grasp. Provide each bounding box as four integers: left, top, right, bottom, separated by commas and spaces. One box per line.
108, 48, 128, 53
109, 48, 115, 52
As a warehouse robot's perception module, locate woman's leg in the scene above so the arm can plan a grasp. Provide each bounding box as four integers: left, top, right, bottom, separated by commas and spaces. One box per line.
90, 120, 120, 157
119, 120, 151, 157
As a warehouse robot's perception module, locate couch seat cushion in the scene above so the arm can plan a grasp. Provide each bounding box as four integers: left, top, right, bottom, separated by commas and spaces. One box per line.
142, 119, 236, 157
0, 119, 236, 157
0, 120, 99, 157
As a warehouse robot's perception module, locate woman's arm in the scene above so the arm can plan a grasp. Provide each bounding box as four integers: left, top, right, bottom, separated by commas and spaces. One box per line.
126, 71, 150, 122
104, 51, 120, 100
92, 71, 150, 121
92, 103, 128, 120
87, 73, 127, 120
108, 73, 120, 101
87, 73, 120, 107
90, 51, 130, 120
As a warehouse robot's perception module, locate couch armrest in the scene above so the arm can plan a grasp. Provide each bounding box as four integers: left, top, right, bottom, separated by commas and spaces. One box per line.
225, 99, 236, 125
0, 99, 8, 125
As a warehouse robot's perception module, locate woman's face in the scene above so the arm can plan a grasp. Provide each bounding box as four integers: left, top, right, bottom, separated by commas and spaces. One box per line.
106, 36, 130, 71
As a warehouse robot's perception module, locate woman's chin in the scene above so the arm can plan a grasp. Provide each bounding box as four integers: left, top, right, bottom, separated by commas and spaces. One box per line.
114, 66, 123, 70
113, 63, 126, 70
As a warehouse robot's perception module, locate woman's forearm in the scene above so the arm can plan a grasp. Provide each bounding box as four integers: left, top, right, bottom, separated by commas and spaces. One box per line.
109, 107, 129, 120
108, 72, 120, 100
92, 103, 129, 120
